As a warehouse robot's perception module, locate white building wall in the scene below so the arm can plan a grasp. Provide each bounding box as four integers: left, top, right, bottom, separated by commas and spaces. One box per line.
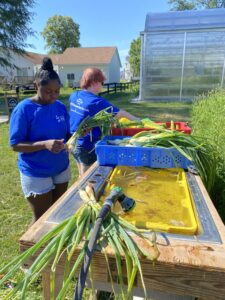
108, 53, 121, 82
58, 64, 110, 86
58, 65, 84, 86
0, 52, 35, 82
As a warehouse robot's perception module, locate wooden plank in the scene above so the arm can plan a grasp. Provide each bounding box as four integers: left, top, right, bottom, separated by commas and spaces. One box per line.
20, 244, 225, 299
19, 162, 225, 299
42, 268, 64, 300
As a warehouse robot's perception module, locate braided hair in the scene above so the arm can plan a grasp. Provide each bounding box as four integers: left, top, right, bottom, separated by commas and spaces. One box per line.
35, 57, 61, 86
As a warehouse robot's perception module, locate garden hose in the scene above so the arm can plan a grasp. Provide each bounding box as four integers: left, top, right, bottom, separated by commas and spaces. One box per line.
74, 186, 135, 300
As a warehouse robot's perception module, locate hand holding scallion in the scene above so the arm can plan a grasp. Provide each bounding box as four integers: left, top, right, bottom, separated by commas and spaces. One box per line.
66, 107, 117, 153
45, 139, 65, 153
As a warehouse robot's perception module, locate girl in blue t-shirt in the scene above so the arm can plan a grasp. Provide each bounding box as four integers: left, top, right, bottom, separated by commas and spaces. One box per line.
69, 67, 138, 177
10, 57, 71, 224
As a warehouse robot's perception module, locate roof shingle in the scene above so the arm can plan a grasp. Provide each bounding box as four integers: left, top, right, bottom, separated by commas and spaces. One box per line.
23, 52, 46, 64
50, 47, 118, 65
24, 47, 120, 66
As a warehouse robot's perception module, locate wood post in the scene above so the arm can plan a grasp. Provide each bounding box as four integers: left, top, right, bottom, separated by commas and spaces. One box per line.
42, 269, 64, 300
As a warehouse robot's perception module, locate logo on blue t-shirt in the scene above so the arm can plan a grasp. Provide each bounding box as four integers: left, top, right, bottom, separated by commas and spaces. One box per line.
77, 98, 83, 105
56, 115, 66, 122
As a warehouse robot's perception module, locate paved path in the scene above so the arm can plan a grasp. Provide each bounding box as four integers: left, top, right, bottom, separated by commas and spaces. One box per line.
0, 115, 8, 124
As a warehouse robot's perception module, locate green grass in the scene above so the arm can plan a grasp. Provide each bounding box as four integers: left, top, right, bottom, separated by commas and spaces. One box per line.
0, 86, 192, 122
192, 89, 225, 222
0, 87, 192, 299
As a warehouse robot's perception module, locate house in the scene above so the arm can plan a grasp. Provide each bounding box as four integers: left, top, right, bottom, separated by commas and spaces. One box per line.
0, 47, 122, 86
0, 51, 44, 84
51, 47, 121, 86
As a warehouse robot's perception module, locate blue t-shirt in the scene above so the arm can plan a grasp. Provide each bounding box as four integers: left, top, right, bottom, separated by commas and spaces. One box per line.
10, 99, 70, 177
69, 90, 119, 150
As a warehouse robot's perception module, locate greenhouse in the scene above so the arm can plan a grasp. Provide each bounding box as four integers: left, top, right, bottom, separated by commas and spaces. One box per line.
138, 8, 225, 101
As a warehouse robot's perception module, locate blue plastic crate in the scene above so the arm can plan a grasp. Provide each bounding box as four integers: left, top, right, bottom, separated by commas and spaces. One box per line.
95, 136, 192, 169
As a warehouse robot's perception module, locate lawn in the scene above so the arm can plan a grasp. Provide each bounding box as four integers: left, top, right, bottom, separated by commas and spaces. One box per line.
0, 86, 192, 122
0, 87, 192, 299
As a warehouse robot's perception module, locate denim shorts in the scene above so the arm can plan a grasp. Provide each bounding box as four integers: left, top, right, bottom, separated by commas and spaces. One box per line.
20, 166, 71, 198
72, 146, 97, 166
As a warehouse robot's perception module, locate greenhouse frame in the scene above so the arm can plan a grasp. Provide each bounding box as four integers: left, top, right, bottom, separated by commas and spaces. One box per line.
138, 8, 225, 102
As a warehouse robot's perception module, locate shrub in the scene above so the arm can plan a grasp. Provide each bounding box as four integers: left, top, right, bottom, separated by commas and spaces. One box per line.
191, 89, 225, 222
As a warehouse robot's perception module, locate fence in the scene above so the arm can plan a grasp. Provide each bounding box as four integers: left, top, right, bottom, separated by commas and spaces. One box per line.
99, 80, 139, 96
0, 76, 35, 92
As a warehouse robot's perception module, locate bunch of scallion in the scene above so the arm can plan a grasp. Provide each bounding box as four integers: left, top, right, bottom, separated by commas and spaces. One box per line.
109, 130, 216, 191
0, 185, 159, 300
66, 107, 118, 152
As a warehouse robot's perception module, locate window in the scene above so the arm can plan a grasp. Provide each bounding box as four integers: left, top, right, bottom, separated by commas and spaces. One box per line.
67, 73, 75, 80
17, 68, 28, 77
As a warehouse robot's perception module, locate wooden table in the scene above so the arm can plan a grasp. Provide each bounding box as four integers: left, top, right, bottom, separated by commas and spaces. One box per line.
20, 163, 225, 300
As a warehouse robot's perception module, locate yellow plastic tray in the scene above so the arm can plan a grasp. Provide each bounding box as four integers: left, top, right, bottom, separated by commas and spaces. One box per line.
102, 166, 199, 235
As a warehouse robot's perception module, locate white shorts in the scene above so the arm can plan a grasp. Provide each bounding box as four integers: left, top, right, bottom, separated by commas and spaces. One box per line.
20, 166, 71, 198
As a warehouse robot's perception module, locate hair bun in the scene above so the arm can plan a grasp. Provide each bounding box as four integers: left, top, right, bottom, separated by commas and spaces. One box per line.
41, 57, 53, 71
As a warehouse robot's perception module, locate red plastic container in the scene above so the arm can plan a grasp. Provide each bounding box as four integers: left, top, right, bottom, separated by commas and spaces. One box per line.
112, 121, 192, 136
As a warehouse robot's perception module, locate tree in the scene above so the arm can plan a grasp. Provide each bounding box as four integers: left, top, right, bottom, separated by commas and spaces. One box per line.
0, 0, 35, 67
168, 0, 225, 10
128, 37, 141, 78
42, 15, 81, 54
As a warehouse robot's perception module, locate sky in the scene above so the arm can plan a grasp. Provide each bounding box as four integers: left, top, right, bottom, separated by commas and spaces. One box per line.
26, 0, 170, 67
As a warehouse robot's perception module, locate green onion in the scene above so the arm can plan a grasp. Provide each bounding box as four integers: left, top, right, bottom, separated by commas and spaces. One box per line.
66, 107, 118, 152
0, 185, 159, 299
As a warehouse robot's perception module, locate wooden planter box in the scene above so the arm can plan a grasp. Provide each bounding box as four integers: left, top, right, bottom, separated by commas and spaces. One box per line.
20, 163, 225, 300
